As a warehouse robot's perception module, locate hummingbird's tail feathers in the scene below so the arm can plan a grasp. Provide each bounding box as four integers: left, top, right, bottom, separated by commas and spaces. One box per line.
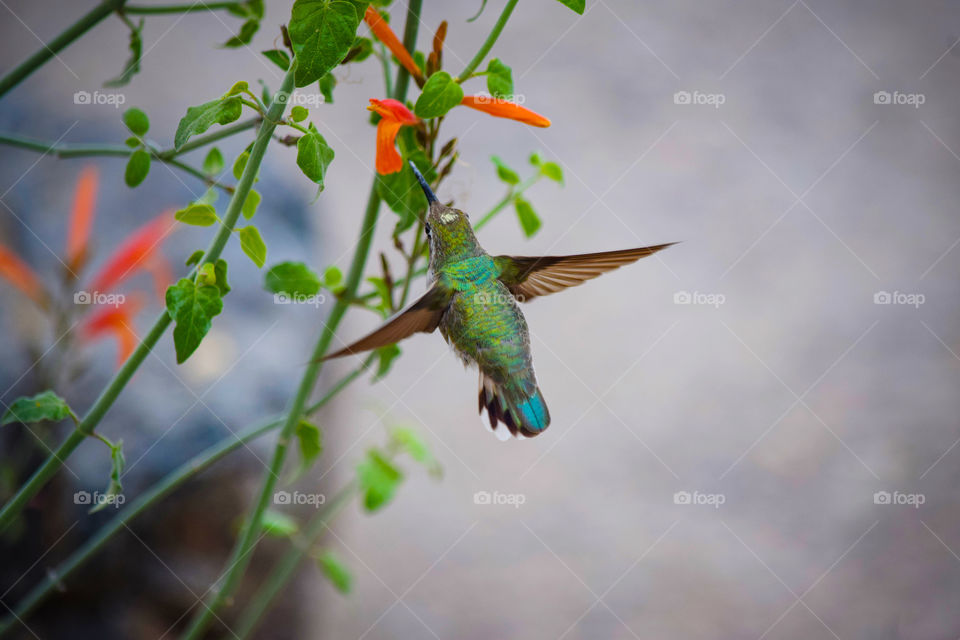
478, 372, 551, 439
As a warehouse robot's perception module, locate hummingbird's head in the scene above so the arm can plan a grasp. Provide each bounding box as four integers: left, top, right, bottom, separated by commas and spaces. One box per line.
409, 162, 481, 265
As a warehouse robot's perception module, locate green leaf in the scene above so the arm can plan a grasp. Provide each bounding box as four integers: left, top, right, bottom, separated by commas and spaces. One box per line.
124, 136, 140, 148
165, 278, 224, 363
174, 96, 243, 150
323, 265, 343, 290
290, 105, 309, 122
124, 149, 151, 187
390, 427, 439, 478
222, 18, 259, 48
365, 276, 392, 315
213, 259, 231, 297
414, 71, 464, 119
262, 48, 291, 70
376, 150, 435, 233
318, 73, 336, 104
289, 0, 363, 87
529, 151, 545, 166
262, 510, 299, 537
237, 226, 267, 268
233, 150, 250, 180
540, 161, 564, 184
104, 18, 143, 87
343, 36, 373, 63
295, 420, 323, 474
515, 197, 541, 237
242, 189, 261, 219
491, 155, 519, 185
225, 80, 249, 97
185, 249, 205, 267
90, 441, 125, 514
356, 449, 403, 511
486, 58, 513, 99
203, 147, 225, 174
317, 550, 352, 594
264, 261, 321, 296
373, 343, 400, 380
197, 262, 217, 287
122, 107, 149, 136
555, 0, 585, 14
175, 203, 218, 226
296, 126, 335, 191
2, 391, 73, 426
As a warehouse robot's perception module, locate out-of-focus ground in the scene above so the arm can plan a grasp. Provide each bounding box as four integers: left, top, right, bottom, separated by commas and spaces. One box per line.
1, 1, 960, 638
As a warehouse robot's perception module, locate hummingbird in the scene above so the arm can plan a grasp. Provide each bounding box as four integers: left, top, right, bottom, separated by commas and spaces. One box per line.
324, 162, 674, 440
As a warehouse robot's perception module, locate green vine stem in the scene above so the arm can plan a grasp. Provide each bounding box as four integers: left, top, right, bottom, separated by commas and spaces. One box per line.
0, 68, 297, 535
0, 117, 259, 193
0, 0, 127, 98
456, 0, 519, 82
0, 357, 374, 638
124, 2, 242, 14
180, 3, 427, 636
233, 481, 359, 639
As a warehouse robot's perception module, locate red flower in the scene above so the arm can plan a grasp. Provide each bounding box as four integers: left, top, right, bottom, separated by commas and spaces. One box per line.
80, 296, 144, 366
368, 98, 419, 174
0, 244, 48, 309
459, 95, 551, 128
364, 7, 423, 82
66, 166, 98, 273
87, 211, 174, 299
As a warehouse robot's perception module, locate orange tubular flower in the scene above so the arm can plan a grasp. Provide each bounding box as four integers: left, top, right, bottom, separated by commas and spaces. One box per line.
460, 95, 551, 128
364, 6, 423, 82
66, 166, 98, 273
0, 244, 48, 309
88, 211, 174, 296
80, 296, 144, 366
368, 98, 419, 174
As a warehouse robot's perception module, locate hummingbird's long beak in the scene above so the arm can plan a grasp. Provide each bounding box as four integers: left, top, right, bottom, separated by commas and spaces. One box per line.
409, 160, 438, 204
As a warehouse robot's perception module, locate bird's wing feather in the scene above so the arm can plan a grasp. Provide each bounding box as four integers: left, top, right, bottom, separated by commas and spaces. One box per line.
495, 243, 676, 301
323, 284, 452, 359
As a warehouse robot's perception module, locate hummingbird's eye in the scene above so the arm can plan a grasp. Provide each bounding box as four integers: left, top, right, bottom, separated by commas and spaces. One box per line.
424, 223, 432, 238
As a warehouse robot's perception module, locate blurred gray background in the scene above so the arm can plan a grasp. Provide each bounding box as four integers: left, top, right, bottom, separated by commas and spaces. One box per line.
1, 0, 960, 638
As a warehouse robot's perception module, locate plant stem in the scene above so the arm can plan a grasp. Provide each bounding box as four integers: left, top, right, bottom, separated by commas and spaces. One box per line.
0, 68, 296, 536
391, 0, 423, 102
0, 117, 259, 193
233, 481, 358, 639
180, 4, 426, 635
456, 0, 520, 82
0, 357, 373, 639
474, 174, 539, 229
0, 0, 127, 98
124, 1, 241, 14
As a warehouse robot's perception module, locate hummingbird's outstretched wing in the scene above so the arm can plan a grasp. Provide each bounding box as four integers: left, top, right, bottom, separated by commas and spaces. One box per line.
494, 243, 676, 301
323, 284, 452, 359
